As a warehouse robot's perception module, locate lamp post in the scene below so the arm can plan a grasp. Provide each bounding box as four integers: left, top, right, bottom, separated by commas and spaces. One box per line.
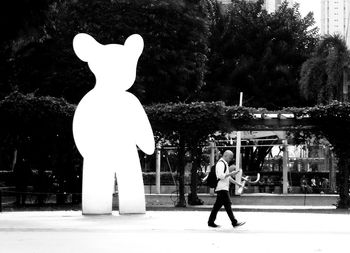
156, 142, 161, 194
235, 92, 243, 195
344, 66, 350, 102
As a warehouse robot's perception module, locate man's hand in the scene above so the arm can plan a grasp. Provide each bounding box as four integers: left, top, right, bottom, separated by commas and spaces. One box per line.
225, 168, 241, 178
228, 164, 237, 172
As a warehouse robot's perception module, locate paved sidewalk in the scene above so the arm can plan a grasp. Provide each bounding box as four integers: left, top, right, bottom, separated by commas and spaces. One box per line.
2, 201, 346, 214
1, 210, 350, 253
2, 202, 344, 214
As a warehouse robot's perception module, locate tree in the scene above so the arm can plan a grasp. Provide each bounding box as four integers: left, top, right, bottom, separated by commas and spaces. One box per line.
0, 0, 53, 99
147, 100, 350, 209
201, 0, 318, 109
0, 92, 78, 204
12, 0, 211, 105
146, 102, 228, 206
0, 0, 50, 44
146, 101, 257, 206
300, 35, 350, 105
305, 102, 350, 208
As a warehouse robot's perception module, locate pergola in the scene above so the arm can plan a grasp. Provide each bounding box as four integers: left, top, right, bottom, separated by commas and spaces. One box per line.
232, 112, 315, 131
155, 111, 323, 195
223, 112, 318, 194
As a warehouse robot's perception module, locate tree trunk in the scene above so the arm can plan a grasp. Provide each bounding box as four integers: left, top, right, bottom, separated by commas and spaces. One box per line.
188, 147, 203, 205
55, 140, 67, 205
11, 148, 17, 171
176, 138, 186, 207
337, 155, 350, 209
56, 170, 66, 205
36, 168, 46, 205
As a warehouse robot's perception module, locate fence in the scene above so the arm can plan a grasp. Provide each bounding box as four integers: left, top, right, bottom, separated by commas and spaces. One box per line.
140, 142, 337, 195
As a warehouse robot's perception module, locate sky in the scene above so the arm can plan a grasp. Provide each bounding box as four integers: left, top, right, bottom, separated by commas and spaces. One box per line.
295, 0, 321, 31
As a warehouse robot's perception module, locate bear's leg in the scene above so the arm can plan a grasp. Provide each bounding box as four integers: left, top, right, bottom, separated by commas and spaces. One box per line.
116, 161, 146, 214
82, 158, 114, 215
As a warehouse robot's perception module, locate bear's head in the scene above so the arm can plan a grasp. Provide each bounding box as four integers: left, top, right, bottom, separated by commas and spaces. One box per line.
73, 33, 143, 91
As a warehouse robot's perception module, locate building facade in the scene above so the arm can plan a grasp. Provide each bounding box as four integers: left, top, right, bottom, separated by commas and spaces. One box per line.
217, 0, 295, 13
264, 0, 295, 13
321, 0, 350, 47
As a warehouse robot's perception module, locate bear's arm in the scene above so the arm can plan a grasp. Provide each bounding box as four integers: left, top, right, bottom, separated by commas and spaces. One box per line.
130, 95, 155, 155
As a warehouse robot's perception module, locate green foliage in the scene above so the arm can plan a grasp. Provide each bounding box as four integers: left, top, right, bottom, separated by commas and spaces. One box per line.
5, 0, 320, 110
201, 0, 318, 109
145, 101, 262, 149
13, 0, 211, 104
286, 102, 350, 150
0, 92, 76, 173
146, 101, 227, 145
306, 102, 350, 148
0, 0, 54, 100
0, 92, 75, 139
0, 0, 50, 44
300, 35, 350, 105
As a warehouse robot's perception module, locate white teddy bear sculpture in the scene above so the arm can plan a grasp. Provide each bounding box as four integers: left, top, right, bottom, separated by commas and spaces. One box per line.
72, 33, 155, 215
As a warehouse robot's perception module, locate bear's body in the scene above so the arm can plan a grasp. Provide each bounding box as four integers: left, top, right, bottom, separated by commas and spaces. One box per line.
72, 33, 154, 215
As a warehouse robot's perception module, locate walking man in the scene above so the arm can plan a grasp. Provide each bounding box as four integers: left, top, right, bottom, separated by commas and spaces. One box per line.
208, 150, 244, 228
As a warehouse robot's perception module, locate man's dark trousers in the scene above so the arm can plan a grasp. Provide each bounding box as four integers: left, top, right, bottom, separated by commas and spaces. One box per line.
208, 190, 237, 225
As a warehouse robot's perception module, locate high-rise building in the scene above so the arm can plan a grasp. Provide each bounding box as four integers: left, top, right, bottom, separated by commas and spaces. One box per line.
217, 0, 232, 4
321, 0, 350, 47
217, 0, 295, 13
264, 0, 295, 13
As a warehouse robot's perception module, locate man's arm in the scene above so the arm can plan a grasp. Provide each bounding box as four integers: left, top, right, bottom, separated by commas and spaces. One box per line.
229, 177, 245, 187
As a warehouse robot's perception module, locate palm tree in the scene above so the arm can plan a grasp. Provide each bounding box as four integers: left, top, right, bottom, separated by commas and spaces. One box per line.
300, 35, 350, 105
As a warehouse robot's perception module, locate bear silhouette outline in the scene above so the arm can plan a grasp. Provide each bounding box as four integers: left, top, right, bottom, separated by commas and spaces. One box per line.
72, 33, 155, 215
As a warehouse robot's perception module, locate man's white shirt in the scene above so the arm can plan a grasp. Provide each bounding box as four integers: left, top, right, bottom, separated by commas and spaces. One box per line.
215, 158, 230, 191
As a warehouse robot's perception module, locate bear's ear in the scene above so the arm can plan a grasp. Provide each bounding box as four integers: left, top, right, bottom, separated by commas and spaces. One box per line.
73, 33, 99, 62
124, 34, 144, 58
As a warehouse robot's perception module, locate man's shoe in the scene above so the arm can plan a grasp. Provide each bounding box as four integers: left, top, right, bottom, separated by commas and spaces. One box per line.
208, 223, 220, 228
232, 221, 245, 228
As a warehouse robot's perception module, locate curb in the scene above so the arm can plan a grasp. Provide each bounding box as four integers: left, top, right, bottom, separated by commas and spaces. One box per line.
145, 204, 350, 214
